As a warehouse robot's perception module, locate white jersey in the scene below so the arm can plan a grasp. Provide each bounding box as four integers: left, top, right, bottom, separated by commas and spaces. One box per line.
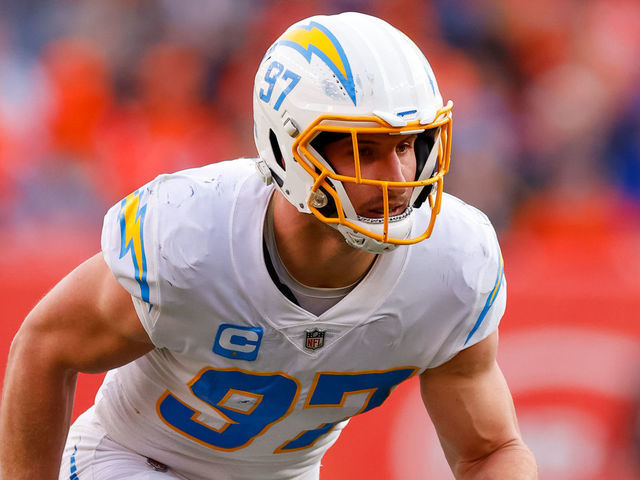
96, 158, 505, 480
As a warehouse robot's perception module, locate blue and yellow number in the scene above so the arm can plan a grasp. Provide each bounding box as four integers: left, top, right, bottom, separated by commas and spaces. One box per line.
158, 366, 417, 453
157, 367, 300, 451
305, 368, 417, 413
275, 367, 417, 453
258, 61, 300, 111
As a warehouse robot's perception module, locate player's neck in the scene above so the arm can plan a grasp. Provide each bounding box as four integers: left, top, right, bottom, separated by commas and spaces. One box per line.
271, 193, 377, 289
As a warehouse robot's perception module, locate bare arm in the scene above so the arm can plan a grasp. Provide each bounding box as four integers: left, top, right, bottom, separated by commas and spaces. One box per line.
420, 331, 537, 479
0, 252, 154, 480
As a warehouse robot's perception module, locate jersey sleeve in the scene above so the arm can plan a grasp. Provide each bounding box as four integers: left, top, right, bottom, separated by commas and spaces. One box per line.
460, 234, 505, 349
99, 162, 249, 350
101, 179, 162, 343
429, 204, 507, 367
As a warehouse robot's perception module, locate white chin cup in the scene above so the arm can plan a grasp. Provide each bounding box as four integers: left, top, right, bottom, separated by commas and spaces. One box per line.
333, 209, 414, 254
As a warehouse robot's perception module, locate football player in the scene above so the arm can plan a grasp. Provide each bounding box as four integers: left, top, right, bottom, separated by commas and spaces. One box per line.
0, 12, 537, 480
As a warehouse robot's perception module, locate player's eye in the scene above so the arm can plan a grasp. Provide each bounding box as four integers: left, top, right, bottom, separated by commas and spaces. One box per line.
396, 142, 412, 154
357, 147, 373, 158
396, 135, 417, 155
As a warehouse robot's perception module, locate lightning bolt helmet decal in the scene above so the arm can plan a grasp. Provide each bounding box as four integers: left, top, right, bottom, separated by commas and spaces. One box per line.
277, 21, 356, 106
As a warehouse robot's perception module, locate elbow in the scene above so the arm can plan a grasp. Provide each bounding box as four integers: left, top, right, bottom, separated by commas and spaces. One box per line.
8, 322, 33, 365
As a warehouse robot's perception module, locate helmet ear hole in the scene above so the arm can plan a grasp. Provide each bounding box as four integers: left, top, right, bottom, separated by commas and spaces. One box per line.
269, 129, 285, 170
268, 129, 285, 187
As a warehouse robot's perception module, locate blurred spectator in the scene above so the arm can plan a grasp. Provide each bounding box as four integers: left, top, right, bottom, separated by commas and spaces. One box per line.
42, 37, 112, 160
92, 42, 240, 203
0, 0, 638, 228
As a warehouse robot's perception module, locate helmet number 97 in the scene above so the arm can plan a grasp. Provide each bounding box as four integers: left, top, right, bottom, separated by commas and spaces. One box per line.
259, 61, 301, 111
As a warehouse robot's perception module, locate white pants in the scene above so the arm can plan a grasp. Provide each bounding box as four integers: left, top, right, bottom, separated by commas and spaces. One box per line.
60, 407, 322, 480
59, 408, 188, 480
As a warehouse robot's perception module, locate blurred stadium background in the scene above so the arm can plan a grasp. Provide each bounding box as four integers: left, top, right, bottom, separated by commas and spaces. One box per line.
1, 1, 639, 478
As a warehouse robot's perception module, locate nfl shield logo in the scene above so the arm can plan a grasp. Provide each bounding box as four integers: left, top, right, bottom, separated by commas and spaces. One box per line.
305, 328, 326, 350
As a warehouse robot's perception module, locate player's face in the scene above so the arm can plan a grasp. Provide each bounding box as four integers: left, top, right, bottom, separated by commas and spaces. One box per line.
322, 133, 418, 218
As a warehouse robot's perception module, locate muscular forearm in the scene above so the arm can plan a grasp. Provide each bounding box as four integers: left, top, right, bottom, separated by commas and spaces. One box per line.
0, 329, 78, 479
454, 440, 538, 480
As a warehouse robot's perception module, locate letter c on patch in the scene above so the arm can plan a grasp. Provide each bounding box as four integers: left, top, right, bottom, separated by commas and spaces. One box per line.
213, 324, 263, 361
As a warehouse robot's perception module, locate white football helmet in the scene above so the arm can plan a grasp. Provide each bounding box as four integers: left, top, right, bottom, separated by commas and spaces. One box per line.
253, 12, 452, 253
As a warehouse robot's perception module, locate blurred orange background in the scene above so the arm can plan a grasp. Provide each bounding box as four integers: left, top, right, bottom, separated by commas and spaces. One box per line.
1, 1, 640, 479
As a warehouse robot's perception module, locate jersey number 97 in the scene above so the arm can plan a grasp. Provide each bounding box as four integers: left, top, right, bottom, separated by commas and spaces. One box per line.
157, 366, 416, 453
